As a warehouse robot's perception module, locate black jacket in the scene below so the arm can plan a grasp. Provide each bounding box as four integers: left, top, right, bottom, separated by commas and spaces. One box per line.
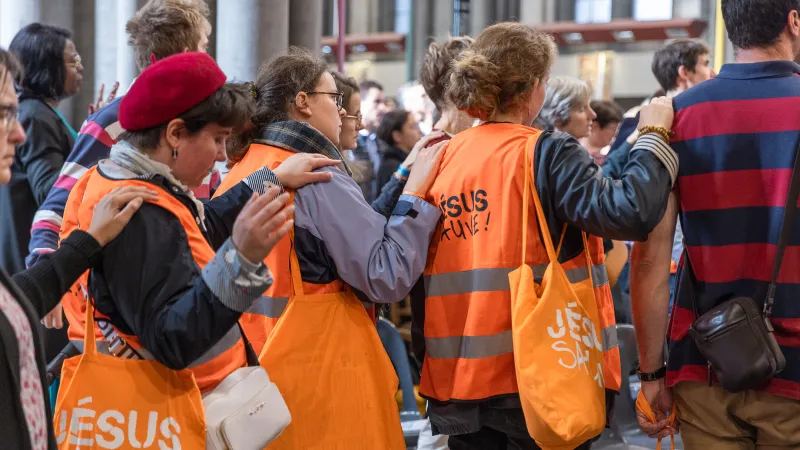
411, 129, 675, 435
0, 95, 74, 275
376, 145, 407, 193
88, 166, 263, 370
0, 230, 102, 450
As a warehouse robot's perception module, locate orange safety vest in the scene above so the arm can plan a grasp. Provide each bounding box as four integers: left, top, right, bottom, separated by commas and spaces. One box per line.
419, 124, 622, 403
61, 165, 247, 392
213, 143, 355, 353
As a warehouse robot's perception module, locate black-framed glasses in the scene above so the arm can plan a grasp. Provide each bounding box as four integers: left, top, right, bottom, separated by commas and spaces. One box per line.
0, 105, 19, 133
307, 91, 344, 111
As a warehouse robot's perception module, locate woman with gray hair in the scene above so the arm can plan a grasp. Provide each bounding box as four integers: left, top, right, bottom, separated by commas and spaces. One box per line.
536, 76, 597, 139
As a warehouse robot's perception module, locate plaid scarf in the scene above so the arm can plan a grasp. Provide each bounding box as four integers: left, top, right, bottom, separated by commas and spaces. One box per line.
253, 120, 351, 175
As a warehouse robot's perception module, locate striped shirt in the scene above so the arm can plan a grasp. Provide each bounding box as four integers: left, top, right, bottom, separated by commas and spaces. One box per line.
26, 96, 221, 268
668, 60, 800, 400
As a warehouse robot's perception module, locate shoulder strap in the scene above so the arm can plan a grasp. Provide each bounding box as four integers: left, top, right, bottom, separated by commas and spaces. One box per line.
765, 141, 800, 316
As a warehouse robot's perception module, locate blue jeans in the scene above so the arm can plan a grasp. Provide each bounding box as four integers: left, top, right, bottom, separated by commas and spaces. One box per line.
376, 318, 418, 413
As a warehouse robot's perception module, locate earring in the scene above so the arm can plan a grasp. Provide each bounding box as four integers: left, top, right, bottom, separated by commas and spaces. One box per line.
172, 147, 178, 160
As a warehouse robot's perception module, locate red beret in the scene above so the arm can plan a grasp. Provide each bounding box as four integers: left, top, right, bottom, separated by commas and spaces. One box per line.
119, 52, 227, 131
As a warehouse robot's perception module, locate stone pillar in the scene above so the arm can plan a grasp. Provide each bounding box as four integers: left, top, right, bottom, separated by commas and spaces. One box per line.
116, 0, 138, 93
71, 0, 96, 126
349, 0, 371, 34
207, 0, 217, 59
289, 0, 322, 54
94, 0, 118, 103
0, 0, 41, 48
469, 0, 489, 35
217, 0, 289, 82
410, 0, 433, 78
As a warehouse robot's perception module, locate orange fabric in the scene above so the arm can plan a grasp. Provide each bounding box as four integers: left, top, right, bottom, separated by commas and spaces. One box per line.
54, 292, 205, 449
670, 260, 678, 274
259, 233, 404, 449
636, 390, 677, 450
60, 169, 104, 342
61, 166, 246, 392
419, 124, 620, 408
506, 135, 606, 448
214, 144, 354, 352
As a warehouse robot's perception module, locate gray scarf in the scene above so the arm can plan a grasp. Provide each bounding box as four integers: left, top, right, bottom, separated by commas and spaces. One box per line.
109, 140, 206, 224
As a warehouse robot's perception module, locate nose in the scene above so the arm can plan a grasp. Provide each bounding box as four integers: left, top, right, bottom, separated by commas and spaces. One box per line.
589, 107, 597, 121
339, 108, 345, 118
10, 120, 26, 146
215, 145, 226, 162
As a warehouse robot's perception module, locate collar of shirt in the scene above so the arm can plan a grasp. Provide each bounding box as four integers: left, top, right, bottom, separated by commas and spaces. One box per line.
716, 60, 800, 80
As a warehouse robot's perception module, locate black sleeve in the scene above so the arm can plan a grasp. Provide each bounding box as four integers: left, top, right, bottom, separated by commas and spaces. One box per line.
90, 204, 242, 370
534, 132, 673, 242
202, 181, 254, 250
371, 175, 406, 218
11, 231, 102, 319
602, 140, 634, 180
17, 113, 69, 206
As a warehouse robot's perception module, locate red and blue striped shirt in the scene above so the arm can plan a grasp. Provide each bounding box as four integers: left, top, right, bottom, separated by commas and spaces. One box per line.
26, 96, 221, 268
668, 60, 800, 400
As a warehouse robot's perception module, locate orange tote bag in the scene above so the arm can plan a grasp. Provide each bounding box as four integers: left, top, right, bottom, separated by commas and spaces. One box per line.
53, 301, 206, 449
259, 236, 405, 449
507, 137, 606, 449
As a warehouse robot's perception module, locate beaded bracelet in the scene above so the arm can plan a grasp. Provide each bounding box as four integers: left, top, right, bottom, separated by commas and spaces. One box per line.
638, 125, 674, 142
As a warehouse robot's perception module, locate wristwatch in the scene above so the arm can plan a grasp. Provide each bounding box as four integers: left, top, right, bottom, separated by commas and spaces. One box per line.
635, 362, 667, 382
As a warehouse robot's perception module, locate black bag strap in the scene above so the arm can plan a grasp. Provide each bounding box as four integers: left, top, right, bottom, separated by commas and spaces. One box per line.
765, 144, 800, 316
238, 322, 260, 367
685, 140, 800, 319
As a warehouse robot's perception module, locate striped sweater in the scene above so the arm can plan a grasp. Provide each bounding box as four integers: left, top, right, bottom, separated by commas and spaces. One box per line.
668, 60, 800, 400
26, 96, 221, 268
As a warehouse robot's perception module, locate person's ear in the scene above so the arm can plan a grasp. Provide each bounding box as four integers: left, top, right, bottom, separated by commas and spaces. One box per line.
165, 118, 187, 149
294, 91, 313, 118
677, 65, 692, 87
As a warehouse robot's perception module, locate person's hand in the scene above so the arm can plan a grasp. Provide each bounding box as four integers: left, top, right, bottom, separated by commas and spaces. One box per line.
88, 82, 120, 116
87, 186, 158, 246
404, 140, 448, 196
638, 96, 674, 131
401, 130, 446, 170
272, 153, 341, 189
637, 379, 678, 439
231, 185, 294, 263
42, 303, 64, 329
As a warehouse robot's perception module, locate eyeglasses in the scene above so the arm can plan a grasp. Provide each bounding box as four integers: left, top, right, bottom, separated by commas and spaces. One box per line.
307, 91, 344, 111
0, 105, 19, 133
343, 112, 363, 123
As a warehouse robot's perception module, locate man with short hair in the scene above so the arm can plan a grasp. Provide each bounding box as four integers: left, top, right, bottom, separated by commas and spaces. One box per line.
28, 0, 213, 326
632, 0, 800, 446
605, 39, 714, 179
350, 79, 386, 202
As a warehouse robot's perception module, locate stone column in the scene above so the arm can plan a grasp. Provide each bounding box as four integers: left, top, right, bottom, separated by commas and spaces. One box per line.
289, 0, 322, 54
43, 0, 77, 125
216, 0, 289, 82
93, 0, 118, 105
520, 0, 545, 25
116, 0, 138, 93
71, 0, 96, 126
0, 0, 41, 48
207, 0, 217, 60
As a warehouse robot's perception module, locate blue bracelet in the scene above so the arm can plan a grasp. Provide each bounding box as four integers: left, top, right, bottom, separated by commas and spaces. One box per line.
397, 165, 411, 178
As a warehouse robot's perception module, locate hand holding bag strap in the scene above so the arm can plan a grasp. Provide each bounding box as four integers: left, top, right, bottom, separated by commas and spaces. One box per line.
765, 143, 800, 316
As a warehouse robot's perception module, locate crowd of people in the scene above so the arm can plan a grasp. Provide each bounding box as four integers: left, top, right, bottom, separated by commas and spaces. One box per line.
1, 0, 800, 449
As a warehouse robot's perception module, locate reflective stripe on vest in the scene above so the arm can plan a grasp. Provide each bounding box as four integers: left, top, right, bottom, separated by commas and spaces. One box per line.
424, 264, 610, 297
247, 296, 290, 318
419, 125, 622, 403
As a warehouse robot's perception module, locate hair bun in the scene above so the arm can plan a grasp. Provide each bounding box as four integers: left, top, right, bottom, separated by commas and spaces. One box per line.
447, 51, 502, 121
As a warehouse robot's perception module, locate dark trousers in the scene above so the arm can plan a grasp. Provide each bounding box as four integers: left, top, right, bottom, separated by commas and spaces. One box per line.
447, 407, 593, 450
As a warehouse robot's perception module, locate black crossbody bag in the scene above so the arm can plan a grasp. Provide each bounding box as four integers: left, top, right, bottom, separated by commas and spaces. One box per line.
684, 144, 800, 392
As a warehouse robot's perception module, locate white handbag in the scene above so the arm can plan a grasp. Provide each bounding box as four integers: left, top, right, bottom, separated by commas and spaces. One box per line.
203, 366, 292, 450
